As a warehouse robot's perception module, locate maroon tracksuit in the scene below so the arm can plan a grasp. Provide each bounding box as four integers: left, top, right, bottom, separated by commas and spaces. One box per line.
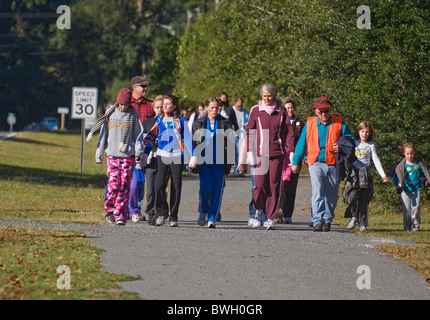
246, 105, 295, 220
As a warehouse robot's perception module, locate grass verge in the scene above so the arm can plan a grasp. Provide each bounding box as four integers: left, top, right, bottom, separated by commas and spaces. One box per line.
0, 132, 107, 224
0, 132, 139, 299
0, 225, 140, 300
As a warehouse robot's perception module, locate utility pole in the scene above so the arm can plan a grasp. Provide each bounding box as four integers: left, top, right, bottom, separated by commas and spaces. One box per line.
215, 0, 220, 10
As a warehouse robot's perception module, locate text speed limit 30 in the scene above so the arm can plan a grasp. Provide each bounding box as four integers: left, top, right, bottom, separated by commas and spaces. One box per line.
72, 87, 98, 119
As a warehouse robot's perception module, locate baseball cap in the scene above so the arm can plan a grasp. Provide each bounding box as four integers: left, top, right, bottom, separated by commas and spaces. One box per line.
130, 76, 151, 86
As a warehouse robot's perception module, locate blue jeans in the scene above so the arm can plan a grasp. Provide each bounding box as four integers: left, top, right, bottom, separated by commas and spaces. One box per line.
308, 162, 339, 226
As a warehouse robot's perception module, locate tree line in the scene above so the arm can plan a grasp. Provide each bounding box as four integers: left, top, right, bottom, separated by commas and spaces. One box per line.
1, 0, 429, 206
174, 0, 430, 206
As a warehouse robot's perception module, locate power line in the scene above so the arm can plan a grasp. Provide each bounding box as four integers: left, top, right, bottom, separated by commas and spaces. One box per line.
0, 12, 58, 19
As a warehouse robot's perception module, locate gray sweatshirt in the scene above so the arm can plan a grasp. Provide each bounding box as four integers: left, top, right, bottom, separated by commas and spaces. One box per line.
95, 108, 144, 163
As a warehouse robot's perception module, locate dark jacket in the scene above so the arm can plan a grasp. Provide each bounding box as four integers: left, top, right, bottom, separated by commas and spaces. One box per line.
336, 135, 357, 183
192, 114, 235, 175
222, 105, 239, 132
291, 116, 305, 146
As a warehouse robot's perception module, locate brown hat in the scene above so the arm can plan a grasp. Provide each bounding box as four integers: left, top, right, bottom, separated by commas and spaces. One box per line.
116, 88, 132, 104
130, 76, 151, 87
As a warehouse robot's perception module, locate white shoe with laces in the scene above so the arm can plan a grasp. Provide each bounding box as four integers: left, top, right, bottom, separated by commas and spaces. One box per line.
155, 216, 165, 226
251, 210, 263, 228
347, 217, 357, 230
207, 221, 216, 228
263, 219, 275, 230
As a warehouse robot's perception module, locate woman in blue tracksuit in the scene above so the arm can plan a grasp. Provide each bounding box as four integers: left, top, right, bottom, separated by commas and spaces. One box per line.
189, 97, 236, 228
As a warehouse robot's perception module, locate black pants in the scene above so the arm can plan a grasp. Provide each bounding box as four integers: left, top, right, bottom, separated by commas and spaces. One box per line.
154, 156, 183, 222
346, 188, 369, 227
279, 171, 300, 218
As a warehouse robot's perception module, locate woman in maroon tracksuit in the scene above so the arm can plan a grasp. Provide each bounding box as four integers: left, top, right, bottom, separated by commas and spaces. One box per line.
246, 84, 295, 230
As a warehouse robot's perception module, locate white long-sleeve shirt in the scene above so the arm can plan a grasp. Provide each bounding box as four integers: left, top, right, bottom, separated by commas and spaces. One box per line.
352, 141, 386, 179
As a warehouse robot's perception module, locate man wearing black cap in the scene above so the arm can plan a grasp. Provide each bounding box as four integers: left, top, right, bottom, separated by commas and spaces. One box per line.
128, 76, 154, 222
130, 76, 154, 122
291, 97, 353, 232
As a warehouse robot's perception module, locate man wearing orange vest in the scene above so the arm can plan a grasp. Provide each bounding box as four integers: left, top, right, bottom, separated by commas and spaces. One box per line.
291, 97, 353, 232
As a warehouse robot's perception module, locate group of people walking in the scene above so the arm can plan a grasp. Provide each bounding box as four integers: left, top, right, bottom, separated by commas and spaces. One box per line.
90, 76, 429, 232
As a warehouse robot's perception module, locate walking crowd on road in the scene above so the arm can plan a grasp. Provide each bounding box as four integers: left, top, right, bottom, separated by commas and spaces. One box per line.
88, 76, 429, 233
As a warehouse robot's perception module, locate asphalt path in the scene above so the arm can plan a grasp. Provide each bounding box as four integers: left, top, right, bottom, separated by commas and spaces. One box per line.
1, 174, 429, 300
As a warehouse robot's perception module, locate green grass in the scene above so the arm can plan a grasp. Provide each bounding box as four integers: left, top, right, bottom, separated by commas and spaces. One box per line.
0, 226, 140, 300
0, 132, 140, 299
0, 132, 107, 224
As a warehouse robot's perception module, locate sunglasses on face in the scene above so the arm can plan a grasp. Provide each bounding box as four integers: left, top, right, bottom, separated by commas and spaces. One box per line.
319, 109, 330, 114
121, 101, 130, 106
136, 85, 147, 88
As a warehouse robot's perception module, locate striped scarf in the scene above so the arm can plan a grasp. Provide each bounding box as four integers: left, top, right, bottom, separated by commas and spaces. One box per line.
86, 103, 134, 153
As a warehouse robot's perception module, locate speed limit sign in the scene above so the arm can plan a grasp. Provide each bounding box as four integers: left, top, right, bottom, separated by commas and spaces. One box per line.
71, 87, 98, 119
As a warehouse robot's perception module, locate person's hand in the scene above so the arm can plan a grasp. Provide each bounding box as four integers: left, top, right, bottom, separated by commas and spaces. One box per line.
382, 176, 388, 183
188, 156, 197, 169
333, 143, 339, 153
237, 164, 247, 173
291, 165, 300, 174
247, 152, 257, 167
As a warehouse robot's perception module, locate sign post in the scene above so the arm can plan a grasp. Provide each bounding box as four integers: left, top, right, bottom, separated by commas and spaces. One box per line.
57, 107, 69, 130
7, 113, 16, 132
71, 87, 98, 173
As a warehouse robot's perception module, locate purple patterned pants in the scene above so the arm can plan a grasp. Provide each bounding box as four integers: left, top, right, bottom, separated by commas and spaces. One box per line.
105, 156, 136, 221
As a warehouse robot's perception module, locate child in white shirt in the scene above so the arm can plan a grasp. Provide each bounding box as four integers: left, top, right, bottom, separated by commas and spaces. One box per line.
344, 121, 387, 231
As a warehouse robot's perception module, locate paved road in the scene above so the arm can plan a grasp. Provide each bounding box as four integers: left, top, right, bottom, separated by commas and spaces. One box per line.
1, 174, 429, 300
0, 131, 18, 140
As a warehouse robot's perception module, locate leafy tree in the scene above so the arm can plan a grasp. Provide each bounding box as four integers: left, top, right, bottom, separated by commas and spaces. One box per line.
175, 0, 430, 205
0, 0, 72, 130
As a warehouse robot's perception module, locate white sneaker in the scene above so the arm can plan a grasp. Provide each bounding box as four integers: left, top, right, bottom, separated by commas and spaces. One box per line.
359, 225, 366, 232
169, 221, 178, 227
131, 214, 140, 223
251, 219, 261, 228
263, 219, 275, 230
115, 219, 126, 226
347, 217, 357, 230
155, 216, 165, 226
252, 210, 263, 228
207, 221, 216, 228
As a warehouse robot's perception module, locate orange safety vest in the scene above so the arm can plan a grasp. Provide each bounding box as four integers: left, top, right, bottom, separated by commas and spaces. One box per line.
306, 115, 342, 165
